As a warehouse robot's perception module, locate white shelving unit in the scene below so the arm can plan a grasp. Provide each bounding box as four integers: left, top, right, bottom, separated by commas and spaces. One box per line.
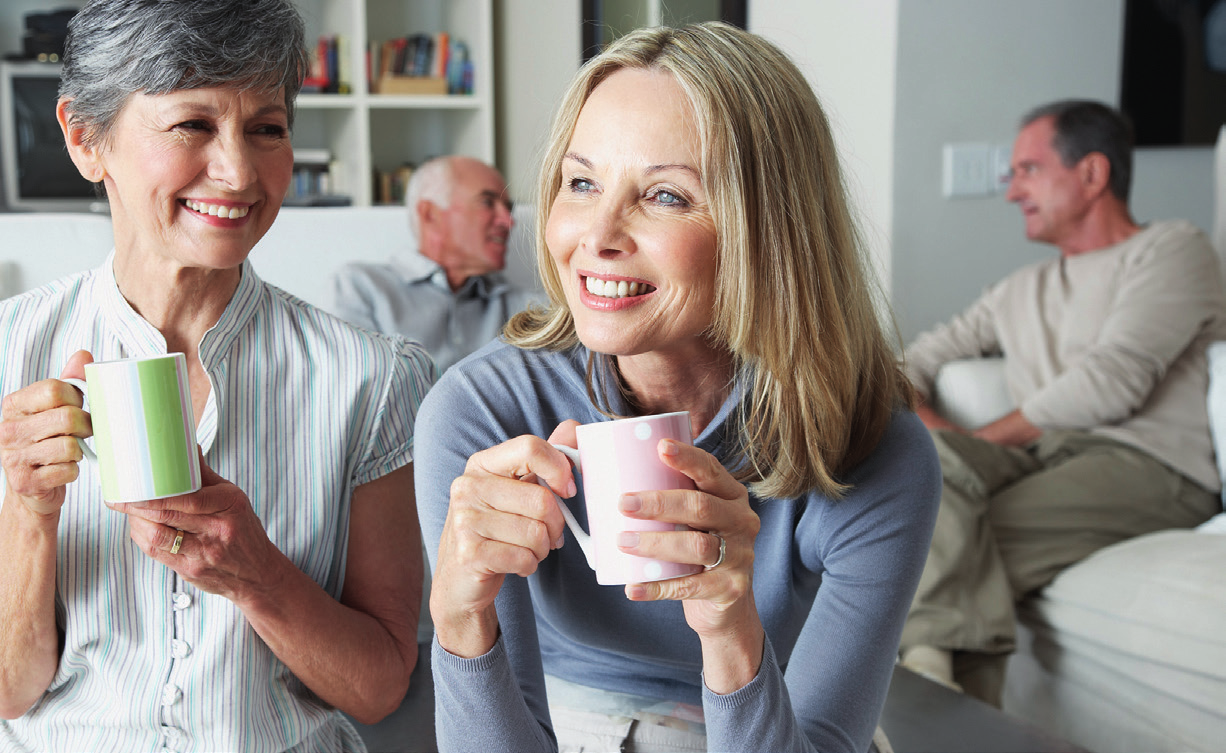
291, 0, 494, 206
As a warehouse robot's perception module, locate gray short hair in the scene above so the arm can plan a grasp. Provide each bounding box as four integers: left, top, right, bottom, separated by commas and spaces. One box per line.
1020, 99, 1134, 202
405, 157, 456, 237
59, 0, 307, 147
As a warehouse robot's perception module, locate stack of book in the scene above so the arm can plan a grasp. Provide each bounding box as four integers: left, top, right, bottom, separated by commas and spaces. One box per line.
286, 148, 350, 207
370, 33, 472, 95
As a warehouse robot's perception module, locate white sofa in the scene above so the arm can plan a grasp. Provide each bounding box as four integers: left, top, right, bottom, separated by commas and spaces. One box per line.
924, 125, 1226, 753
932, 357, 1226, 753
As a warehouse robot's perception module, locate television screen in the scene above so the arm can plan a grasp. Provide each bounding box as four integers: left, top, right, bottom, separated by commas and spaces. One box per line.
1, 61, 105, 212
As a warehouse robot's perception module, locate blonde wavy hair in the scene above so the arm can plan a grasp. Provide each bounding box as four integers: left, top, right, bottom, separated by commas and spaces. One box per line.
506, 22, 913, 499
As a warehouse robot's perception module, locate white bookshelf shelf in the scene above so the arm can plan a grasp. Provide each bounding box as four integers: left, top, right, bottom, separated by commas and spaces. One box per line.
290, 0, 494, 206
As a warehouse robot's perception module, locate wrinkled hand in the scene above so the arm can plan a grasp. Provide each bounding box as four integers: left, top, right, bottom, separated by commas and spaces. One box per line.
0, 350, 94, 517
613, 438, 761, 638
112, 450, 279, 605
430, 432, 575, 656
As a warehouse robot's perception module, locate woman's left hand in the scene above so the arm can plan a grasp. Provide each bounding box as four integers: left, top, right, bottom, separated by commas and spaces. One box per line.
612, 438, 761, 632
611, 437, 764, 692
110, 449, 278, 604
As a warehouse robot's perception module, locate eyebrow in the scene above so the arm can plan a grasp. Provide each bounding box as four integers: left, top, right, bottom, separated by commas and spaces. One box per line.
161, 99, 288, 120
562, 151, 700, 178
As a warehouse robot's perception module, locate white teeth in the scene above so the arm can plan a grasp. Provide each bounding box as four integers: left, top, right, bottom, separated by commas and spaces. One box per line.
185, 200, 249, 219
585, 276, 651, 299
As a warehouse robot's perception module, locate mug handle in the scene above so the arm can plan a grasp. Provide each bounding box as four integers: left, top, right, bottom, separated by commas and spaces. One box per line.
60, 377, 97, 463
536, 444, 596, 570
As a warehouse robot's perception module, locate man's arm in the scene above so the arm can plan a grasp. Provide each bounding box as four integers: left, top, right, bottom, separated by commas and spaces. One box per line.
914, 401, 965, 433
904, 286, 1004, 404
1021, 226, 1224, 428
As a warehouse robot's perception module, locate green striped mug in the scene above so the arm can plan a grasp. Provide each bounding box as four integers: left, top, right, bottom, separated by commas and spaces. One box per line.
65, 353, 201, 504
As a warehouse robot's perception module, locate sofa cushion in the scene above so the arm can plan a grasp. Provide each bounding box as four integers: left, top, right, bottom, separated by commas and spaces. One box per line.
932, 356, 1014, 429
1008, 529, 1226, 752
0, 261, 17, 300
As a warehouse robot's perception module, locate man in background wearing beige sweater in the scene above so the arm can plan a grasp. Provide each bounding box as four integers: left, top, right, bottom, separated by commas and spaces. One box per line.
899, 99, 1226, 704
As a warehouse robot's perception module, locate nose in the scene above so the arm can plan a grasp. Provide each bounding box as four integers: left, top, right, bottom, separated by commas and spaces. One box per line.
495, 201, 514, 231
207, 134, 258, 191
1004, 173, 1022, 203
579, 197, 633, 258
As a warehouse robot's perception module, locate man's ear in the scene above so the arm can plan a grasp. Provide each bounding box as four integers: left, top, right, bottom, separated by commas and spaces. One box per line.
1079, 152, 1111, 199
417, 199, 447, 240
56, 99, 105, 183
415, 198, 435, 227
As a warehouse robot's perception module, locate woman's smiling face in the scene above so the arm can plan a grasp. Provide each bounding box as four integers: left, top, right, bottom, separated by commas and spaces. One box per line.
545, 67, 720, 361
69, 85, 293, 271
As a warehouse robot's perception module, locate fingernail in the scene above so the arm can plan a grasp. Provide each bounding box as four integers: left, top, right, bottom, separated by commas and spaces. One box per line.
626, 584, 647, 600
659, 440, 679, 456
619, 494, 641, 513
567, 480, 577, 497
618, 531, 639, 549
553, 535, 565, 549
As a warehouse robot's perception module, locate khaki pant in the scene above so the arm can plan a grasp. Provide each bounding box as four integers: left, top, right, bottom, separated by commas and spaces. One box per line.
901, 429, 1218, 703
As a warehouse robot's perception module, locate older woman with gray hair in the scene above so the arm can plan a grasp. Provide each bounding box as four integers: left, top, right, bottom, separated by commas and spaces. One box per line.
0, 1, 433, 750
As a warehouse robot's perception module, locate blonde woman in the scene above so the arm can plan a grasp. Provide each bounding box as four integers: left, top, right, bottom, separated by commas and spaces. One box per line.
418, 23, 939, 753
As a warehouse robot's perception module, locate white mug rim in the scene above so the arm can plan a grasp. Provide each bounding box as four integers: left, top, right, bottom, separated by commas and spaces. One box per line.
84, 352, 186, 368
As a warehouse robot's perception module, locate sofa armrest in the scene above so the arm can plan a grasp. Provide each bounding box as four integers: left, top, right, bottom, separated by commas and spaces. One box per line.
931, 357, 1015, 430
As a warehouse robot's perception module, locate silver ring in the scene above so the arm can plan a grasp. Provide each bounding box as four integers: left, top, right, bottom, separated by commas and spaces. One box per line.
705, 533, 726, 570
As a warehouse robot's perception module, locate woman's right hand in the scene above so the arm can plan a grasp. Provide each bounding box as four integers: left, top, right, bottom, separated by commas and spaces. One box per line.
0, 350, 94, 518
430, 433, 576, 658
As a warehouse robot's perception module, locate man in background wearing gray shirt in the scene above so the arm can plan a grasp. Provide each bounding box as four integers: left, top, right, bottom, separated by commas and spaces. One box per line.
330, 155, 536, 374
899, 100, 1226, 704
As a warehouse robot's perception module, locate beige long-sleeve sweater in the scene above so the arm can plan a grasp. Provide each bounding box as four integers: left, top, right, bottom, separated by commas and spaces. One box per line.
905, 220, 1226, 492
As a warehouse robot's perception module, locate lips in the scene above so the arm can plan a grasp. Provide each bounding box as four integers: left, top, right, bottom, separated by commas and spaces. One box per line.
584, 275, 655, 299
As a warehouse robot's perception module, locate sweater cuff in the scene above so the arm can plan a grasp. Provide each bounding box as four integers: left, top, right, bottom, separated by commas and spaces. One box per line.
700, 634, 776, 711
432, 632, 509, 674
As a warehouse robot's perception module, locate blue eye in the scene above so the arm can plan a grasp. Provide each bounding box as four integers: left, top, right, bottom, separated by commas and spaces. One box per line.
568, 177, 595, 192
651, 189, 689, 208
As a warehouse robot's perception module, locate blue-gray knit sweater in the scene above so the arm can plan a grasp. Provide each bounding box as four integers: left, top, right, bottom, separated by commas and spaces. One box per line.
415, 341, 940, 752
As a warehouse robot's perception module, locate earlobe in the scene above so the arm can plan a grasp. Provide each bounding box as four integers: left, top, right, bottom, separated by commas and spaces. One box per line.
56, 99, 106, 183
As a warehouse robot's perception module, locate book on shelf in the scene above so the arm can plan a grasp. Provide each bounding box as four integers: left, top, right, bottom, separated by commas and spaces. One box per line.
287, 149, 349, 206
369, 32, 473, 95
302, 35, 351, 94
372, 163, 417, 206
293, 147, 332, 166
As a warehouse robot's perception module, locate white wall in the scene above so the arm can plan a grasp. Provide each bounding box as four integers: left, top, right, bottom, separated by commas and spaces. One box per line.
749, 1, 900, 297
889, 0, 1215, 341
492, 1, 903, 294
493, 0, 581, 203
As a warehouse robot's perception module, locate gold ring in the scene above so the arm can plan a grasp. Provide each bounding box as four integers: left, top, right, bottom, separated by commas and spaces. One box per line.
170, 530, 184, 555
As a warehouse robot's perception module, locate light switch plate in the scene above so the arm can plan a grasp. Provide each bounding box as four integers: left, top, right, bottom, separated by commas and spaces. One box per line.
942, 143, 993, 198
